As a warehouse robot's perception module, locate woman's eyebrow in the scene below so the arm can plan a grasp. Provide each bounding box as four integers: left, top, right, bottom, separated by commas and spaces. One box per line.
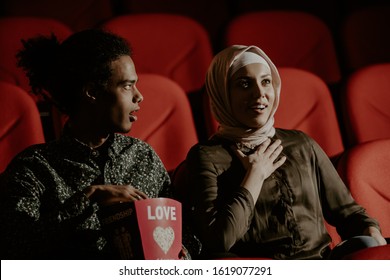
234, 73, 271, 80
260, 73, 272, 78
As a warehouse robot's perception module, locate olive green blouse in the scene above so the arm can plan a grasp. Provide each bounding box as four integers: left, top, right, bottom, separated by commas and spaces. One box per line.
182, 128, 380, 259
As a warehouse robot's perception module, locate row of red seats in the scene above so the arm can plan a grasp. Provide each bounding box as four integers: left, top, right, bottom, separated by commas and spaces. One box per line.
2, 0, 389, 75
2, 78, 389, 259
4, 8, 388, 94
1, 13, 389, 147
4, 60, 390, 171
0, 14, 389, 259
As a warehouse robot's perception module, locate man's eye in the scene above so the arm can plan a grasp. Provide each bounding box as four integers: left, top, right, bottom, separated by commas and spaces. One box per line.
124, 84, 132, 90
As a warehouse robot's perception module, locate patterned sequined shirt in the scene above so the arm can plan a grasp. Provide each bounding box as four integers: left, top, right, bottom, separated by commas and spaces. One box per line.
0, 133, 171, 259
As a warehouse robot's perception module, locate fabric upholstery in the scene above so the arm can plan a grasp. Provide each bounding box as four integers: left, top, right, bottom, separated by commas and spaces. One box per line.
337, 139, 390, 238
126, 74, 198, 172
225, 11, 341, 85
2, 0, 113, 32
343, 244, 390, 260
343, 63, 390, 146
0, 81, 45, 172
0, 17, 72, 101
341, 5, 390, 72
101, 14, 213, 94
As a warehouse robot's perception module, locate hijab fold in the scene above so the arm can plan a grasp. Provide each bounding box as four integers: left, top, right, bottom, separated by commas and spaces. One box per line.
205, 45, 281, 148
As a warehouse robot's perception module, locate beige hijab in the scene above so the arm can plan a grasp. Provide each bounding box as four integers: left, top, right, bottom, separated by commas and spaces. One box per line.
205, 45, 281, 147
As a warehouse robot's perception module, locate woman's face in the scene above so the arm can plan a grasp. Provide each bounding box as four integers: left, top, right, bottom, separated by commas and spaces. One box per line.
97, 55, 143, 134
229, 63, 275, 128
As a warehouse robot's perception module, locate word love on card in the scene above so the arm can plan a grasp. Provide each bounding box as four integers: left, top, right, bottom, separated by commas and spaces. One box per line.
135, 198, 182, 259
98, 198, 182, 260
147, 205, 177, 221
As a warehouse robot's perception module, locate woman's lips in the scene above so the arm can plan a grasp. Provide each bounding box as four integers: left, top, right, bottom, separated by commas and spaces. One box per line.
249, 103, 268, 113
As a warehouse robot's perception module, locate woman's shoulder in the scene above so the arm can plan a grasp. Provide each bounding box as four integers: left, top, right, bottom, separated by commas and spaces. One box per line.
275, 127, 310, 139
187, 136, 232, 161
275, 128, 315, 145
275, 128, 326, 157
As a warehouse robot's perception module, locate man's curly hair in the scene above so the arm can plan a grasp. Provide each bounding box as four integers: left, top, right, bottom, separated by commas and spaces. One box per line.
17, 29, 132, 116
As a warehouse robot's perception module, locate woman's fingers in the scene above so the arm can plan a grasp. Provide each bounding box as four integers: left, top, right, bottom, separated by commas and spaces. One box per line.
232, 145, 246, 159
257, 138, 271, 153
255, 139, 283, 159
232, 139, 286, 173
265, 139, 282, 156
269, 144, 283, 161
274, 155, 287, 169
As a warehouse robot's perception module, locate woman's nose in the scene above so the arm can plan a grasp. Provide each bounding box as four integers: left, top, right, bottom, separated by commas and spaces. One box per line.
252, 84, 265, 99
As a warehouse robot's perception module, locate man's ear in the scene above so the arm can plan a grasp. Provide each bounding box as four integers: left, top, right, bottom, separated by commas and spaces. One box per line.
83, 85, 97, 102
85, 91, 96, 101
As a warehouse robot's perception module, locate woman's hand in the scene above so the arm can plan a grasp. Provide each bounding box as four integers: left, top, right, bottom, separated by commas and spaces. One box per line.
84, 184, 148, 206
233, 138, 286, 201
234, 139, 286, 177
363, 226, 387, 246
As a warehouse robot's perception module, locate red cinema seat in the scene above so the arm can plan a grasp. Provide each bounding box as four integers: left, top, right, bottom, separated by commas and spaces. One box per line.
342, 63, 390, 146
235, 0, 342, 33
0, 81, 45, 172
2, 0, 113, 32
275, 68, 344, 158
337, 139, 390, 239
129, 74, 198, 173
101, 14, 213, 95
343, 244, 390, 260
0, 17, 72, 101
225, 11, 341, 86
340, 5, 390, 72
118, 0, 230, 51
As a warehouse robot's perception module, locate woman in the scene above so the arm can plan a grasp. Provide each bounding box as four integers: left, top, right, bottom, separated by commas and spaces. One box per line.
0, 29, 190, 259
175, 45, 386, 259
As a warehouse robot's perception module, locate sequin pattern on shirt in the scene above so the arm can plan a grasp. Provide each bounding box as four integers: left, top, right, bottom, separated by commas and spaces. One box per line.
0, 133, 171, 259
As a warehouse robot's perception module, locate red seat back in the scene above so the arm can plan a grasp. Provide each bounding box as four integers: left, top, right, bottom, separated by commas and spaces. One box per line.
101, 14, 213, 94
276, 68, 344, 157
0, 17, 72, 101
343, 244, 390, 260
0, 81, 45, 172
129, 74, 198, 172
118, 0, 230, 50
341, 5, 390, 72
337, 139, 390, 238
225, 11, 341, 85
343, 63, 390, 146
2, 0, 113, 32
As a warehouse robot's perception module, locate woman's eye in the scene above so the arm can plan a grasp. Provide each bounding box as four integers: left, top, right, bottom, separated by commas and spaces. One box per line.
239, 79, 250, 88
262, 79, 271, 86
